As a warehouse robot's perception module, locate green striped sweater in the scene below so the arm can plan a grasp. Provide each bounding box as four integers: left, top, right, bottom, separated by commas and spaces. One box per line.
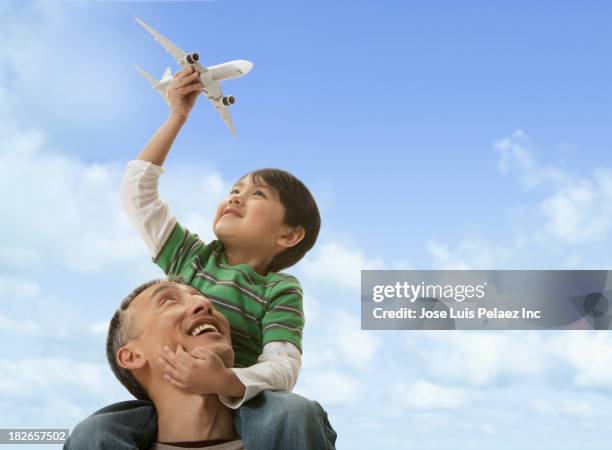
155, 222, 304, 368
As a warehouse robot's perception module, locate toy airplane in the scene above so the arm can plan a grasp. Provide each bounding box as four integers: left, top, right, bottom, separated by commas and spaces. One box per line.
134, 17, 253, 136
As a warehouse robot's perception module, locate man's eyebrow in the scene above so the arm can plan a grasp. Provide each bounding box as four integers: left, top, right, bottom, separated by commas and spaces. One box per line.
188, 287, 201, 296
150, 284, 176, 303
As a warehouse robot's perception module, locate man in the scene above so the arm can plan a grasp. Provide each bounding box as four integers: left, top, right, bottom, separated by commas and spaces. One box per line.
66, 278, 334, 449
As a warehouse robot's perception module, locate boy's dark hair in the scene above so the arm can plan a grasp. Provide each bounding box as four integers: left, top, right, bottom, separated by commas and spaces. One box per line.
243, 168, 320, 273
106, 278, 172, 401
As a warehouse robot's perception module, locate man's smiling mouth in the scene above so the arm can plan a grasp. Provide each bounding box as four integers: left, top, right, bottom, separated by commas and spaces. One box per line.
190, 323, 219, 336
186, 316, 223, 338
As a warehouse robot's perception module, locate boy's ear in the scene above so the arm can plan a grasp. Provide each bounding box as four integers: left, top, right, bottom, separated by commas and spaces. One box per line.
277, 225, 305, 249
117, 344, 147, 371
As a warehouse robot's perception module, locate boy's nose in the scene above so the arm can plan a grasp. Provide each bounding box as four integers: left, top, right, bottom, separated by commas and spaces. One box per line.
229, 195, 243, 206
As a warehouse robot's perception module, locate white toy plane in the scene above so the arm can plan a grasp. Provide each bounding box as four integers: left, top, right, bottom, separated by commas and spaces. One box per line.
134, 17, 253, 136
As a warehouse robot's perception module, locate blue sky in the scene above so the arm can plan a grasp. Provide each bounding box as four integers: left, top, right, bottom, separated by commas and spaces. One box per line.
2, 1, 612, 449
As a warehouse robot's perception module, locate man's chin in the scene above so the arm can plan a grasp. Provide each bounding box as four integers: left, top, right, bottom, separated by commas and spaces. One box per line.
180, 337, 233, 361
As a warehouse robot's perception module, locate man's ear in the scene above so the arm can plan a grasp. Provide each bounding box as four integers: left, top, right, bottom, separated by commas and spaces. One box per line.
276, 225, 305, 249
117, 344, 147, 371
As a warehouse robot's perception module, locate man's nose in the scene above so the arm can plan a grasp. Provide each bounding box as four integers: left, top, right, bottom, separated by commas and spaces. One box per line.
190, 296, 215, 316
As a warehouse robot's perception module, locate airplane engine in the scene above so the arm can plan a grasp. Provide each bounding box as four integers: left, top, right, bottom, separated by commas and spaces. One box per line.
222, 96, 236, 106
186, 52, 200, 64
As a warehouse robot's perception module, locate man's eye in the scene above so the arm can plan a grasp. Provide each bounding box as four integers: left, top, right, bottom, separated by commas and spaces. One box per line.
162, 297, 175, 304
254, 190, 266, 197
230, 189, 239, 194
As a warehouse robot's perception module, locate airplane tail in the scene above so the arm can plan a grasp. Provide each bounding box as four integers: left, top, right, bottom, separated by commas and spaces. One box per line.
133, 64, 169, 105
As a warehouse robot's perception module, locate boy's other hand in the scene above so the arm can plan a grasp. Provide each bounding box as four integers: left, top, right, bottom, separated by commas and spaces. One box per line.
167, 65, 203, 120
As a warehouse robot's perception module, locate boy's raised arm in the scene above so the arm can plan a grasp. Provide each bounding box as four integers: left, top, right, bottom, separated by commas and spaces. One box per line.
120, 66, 203, 257
137, 65, 202, 166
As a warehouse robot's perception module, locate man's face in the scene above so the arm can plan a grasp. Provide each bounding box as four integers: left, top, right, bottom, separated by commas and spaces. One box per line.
128, 282, 234, 372
213, 174, 287, 251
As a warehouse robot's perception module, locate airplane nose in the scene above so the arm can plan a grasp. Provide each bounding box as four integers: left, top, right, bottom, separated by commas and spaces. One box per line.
237, 60, 254, 75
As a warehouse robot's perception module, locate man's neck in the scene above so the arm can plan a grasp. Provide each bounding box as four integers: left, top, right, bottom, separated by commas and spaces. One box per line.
154, 390, 237, 443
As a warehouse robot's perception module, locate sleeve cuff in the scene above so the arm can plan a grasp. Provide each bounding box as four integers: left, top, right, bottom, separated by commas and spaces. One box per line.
217, 370, 264, 409
217, 342, 302, 409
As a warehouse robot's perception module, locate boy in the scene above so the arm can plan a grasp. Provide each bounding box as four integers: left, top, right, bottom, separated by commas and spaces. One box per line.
66, 66, 336, 449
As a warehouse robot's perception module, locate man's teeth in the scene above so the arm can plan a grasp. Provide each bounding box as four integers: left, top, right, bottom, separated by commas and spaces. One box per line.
190, 323, 219, 336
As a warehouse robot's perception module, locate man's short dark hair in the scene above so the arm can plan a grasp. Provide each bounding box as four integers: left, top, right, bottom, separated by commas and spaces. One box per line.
106, 278, 168, 401
241, 168, 321, 273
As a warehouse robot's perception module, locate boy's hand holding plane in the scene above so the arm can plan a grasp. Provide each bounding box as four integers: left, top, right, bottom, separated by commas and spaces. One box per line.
167, 66, 203, 120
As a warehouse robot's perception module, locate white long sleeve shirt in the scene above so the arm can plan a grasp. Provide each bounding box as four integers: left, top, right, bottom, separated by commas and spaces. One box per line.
120, 160, 301, 408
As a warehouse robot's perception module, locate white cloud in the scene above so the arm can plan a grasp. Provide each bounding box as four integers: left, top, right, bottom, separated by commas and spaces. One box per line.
0, 314, 42, 336
408, 330, 612, 393
0, 276, 40, 302
91, 320, 109, 335
427, 238, 512, 270
301, 344, 337, 371
494, 129, 562, 189
428, 130, 612, 268
0, 1, 135, 127
295, 369, 360, 405
539, 169, 612, 245
300, 241, 386, 291
409, 331, 547, 385
0, 357, 110, 398
160, 165, 230, 245
0, 115, 230, 277
0, 356, 127, 428
0, 2, 231, 278
552, 332, 612, 390
0, 125, 141, 274
499, 130, 612, 247
1, 290, 105, 340
302, 294, 321, 323
333, 310, 381, 371
530, 398, 593, 418
302, 308, 381, 375
391, 380, 468, 411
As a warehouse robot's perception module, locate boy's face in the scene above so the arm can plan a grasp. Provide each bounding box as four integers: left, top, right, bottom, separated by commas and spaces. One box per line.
213, 174, 287, 252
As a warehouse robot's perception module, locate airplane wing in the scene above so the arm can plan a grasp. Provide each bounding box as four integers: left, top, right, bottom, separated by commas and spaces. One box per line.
133, 64, 157, 87
135, 17, 208, 73
135, 18, 186, 62
199, 76, 236, 136
214, 102, 236, 137
133, 64, 169, 105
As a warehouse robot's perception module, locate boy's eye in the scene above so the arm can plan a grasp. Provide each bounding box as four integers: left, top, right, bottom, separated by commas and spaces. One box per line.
229, 188, 266, 197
